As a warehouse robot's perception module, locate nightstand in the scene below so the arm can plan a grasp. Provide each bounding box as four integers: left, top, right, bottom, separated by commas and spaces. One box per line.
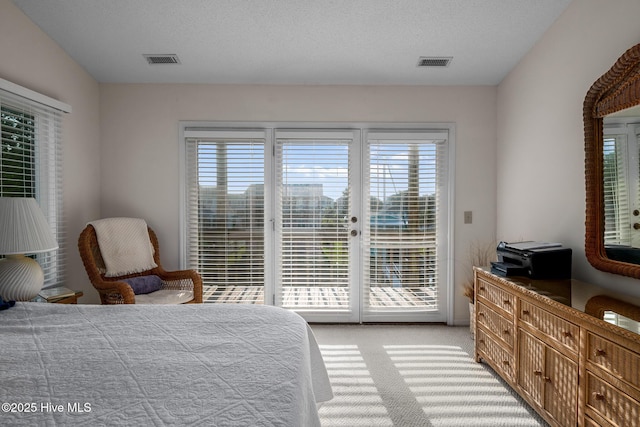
34, 287, 83, 304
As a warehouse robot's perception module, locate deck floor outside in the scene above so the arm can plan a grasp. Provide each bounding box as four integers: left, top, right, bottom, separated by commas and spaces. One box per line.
203, 285, 437, 309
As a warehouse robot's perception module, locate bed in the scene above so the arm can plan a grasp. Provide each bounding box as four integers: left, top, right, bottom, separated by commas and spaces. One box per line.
0, 302, 332, 426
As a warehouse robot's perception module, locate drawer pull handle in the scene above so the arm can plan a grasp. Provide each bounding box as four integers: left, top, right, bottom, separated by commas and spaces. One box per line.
479, 339, 485, 344
503, 330, 510, 335
479, 287, 485, 291
563, 331, 573, 338
502, 360, 510, 366
522, 310, 530, 316
478, 312, 485, 317
533, 370, 543, 376
543, 376, 552, 383
594, 348, 607, 357
503, 300, 511, 305
592, 392, 605, 401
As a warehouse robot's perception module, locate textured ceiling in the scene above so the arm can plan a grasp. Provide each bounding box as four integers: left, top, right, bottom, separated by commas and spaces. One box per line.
12, 0, 572, 85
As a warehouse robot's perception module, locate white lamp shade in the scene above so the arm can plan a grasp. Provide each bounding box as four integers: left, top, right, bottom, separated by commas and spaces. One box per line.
0, 198, 58, 301
0, 197, 58, 254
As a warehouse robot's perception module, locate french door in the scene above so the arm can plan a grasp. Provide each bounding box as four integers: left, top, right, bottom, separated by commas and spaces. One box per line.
182, 124, 451, 323
362, 130, 449, 322
274, 129, 449, 323
275, 130, 361, 322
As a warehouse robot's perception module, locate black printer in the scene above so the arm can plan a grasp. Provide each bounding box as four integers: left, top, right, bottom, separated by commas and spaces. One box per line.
491, 241, 572, 279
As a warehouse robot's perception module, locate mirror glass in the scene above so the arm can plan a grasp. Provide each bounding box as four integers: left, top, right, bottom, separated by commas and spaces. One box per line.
603, 311, 640, 334
585, 295, 640, 334
602, 105, 640, 264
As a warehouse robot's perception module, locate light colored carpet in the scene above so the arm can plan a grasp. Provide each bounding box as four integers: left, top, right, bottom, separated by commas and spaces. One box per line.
311, 324, 548, 427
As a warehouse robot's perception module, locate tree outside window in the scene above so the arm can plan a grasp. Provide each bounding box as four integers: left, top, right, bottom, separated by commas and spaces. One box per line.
1, 106, 35, 197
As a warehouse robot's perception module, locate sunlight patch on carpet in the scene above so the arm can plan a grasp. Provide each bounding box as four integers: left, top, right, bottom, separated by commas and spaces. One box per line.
386, 344, 543, 427
318, 345, 393, 426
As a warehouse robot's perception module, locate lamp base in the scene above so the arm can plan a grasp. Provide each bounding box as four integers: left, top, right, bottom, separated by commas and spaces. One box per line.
0, 254, 44, 301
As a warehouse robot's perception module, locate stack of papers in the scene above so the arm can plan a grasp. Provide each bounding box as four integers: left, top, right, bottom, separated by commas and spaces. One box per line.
505, 241, 562, 251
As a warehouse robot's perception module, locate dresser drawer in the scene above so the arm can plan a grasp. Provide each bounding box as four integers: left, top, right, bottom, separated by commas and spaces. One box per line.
476, 301, 514, 348
477, 328, 514, 382
586, 372, 640, 427
519, 300, 579, 353
476, 277, 515, 315
587, 332, 640, 390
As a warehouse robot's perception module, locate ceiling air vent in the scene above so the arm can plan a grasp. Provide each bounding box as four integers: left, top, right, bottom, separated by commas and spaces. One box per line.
417, 57, 452, 68
143, 54, 181, 65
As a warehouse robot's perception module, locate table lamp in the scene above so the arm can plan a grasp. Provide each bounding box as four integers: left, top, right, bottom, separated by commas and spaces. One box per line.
0, 197, 58, 303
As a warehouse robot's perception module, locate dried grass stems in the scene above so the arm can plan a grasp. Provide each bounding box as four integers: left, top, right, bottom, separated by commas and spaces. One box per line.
463, 240, 496, 303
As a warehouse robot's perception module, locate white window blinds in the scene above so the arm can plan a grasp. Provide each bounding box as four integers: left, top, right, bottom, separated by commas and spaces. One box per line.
184, 130, 266, 303
181, 123, 452, 319
275, 130, 355, 309
603, 134, 631, 245
0, 83, 66, 289
364, 131, 448, 311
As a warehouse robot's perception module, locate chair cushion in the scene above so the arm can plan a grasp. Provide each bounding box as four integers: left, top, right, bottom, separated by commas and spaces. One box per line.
121, 275, 163, 295
135, 290, 194, 304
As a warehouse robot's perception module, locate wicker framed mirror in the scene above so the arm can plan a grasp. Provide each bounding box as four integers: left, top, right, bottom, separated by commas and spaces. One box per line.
584, 42, 640, 278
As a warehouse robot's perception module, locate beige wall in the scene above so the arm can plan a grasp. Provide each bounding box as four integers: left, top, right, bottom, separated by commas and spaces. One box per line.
100, 84, 497, 322
497, 0, 640, 298
0, 0, 101, 302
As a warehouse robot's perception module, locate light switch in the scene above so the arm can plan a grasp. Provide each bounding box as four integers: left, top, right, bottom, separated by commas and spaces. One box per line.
464, 211, 472, 224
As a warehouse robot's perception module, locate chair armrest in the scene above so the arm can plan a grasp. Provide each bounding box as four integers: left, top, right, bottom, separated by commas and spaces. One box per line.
92, 279, 136, 304
156, 269, 203, 303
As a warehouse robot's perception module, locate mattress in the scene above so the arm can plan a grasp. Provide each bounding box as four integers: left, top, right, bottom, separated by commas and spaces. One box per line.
0, 302, 332, 426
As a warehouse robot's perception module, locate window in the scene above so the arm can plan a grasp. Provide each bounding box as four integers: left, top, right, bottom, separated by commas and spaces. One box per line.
0, 80, 69, 289
274, 130, 355, 312
183, 129, 266, 303
603, 123, 640, 248
1, 106, 35, 196
364, 131, 449, 318
603, 134, 630, 245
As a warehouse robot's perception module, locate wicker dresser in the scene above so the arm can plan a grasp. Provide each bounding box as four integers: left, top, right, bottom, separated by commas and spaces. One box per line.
474, 267, 640, 427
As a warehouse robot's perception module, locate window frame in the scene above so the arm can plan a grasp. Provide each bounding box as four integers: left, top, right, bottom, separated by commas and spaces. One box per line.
0, 78, 70, 290
362, 130, 450, 322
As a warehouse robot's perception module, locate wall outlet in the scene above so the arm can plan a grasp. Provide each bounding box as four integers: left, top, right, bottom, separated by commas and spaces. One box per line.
464, 211, 472, 224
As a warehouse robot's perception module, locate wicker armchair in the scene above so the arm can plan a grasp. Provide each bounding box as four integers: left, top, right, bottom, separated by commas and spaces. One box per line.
78, 224, 202, 304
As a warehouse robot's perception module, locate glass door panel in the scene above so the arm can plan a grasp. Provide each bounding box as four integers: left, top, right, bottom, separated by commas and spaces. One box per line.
363, 132, 448, 322
275, 130, 359, 322
184, 135, 266, 304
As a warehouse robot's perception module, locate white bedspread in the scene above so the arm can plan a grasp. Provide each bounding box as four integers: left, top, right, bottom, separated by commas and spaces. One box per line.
0, 303, 332, 426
